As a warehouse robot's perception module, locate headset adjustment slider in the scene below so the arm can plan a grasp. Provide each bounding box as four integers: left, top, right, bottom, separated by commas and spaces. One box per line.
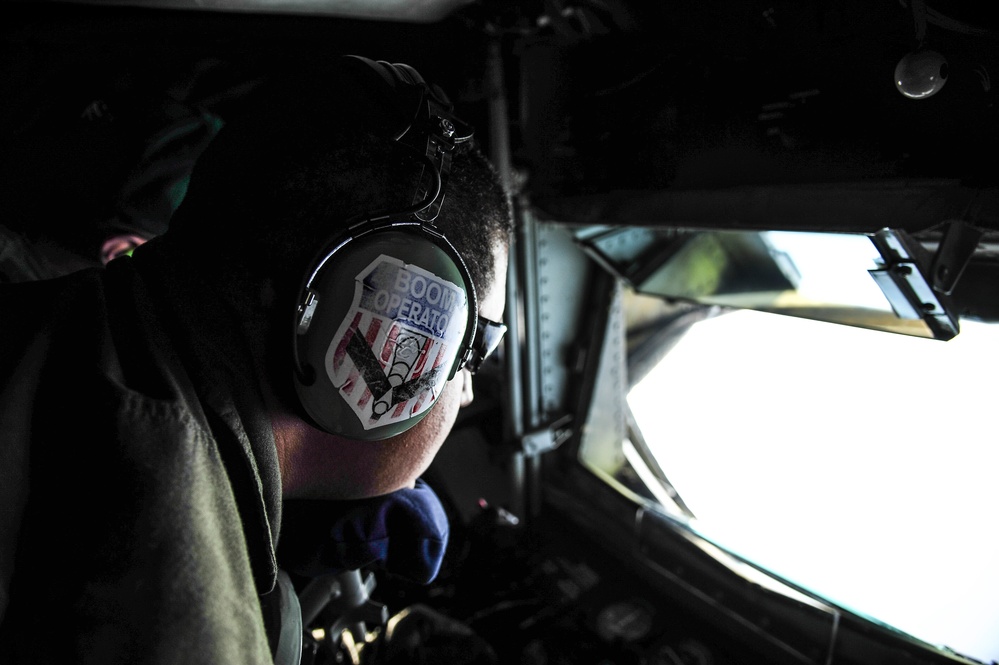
297, 290, 320, 334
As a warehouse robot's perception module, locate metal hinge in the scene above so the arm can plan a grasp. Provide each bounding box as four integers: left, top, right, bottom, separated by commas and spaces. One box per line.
521, 413, 574, 456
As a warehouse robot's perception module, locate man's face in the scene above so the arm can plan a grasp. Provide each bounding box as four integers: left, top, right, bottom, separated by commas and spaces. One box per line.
381, 239, 508, 488
274, 239, 509, 500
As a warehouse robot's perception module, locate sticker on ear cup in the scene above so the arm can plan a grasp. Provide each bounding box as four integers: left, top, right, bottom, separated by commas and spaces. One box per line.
325, 255, 468, 429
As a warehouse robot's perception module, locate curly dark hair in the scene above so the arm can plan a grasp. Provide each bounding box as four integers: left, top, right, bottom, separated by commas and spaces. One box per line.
168, 57, 512, 304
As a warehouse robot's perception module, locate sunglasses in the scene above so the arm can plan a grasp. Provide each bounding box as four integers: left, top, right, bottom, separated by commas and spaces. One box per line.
465, 316, 507, 374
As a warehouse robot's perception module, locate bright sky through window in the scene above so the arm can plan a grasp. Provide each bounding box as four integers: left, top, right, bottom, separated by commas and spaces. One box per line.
628, 310, 999, 664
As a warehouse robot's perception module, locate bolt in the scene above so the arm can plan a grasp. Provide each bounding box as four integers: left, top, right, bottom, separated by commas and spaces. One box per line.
439, 118, 455, 138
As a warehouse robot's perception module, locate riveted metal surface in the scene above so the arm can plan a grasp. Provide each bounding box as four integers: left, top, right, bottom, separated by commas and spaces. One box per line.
534, 221, 594, 420
577, 279, 627, 477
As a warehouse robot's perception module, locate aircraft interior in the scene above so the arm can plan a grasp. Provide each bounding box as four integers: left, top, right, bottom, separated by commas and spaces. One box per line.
2, 1, 997, 664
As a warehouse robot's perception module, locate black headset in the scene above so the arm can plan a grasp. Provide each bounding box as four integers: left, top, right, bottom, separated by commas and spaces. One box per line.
291, 55, 478, 441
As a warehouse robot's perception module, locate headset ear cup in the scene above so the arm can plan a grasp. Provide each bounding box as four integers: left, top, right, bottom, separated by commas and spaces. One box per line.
293, 227, 475, 441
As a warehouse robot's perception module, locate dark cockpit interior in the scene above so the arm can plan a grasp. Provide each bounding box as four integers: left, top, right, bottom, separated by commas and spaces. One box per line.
3, 1, 997, 664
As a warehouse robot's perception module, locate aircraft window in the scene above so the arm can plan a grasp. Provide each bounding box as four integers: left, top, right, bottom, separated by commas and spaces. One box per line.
576, 227, 966, 342
626, 300, 999, 664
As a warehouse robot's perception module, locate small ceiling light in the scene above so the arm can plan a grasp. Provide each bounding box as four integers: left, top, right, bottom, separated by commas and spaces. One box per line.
895, 0, 948, 99
895, 49, 949, 99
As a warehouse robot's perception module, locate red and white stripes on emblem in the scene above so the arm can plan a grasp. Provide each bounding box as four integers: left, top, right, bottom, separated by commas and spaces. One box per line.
392, 341, 449, 419
331, 312, 450, 423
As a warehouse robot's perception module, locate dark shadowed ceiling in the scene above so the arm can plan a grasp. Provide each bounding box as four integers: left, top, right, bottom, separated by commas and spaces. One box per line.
3, 1, 998, 261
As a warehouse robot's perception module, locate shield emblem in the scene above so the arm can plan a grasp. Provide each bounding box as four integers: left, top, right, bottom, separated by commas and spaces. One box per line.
325, 254, 468, 430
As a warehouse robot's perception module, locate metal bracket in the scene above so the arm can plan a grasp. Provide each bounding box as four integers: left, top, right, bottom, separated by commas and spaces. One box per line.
930, 220, 984, 295
868, 228, 959, 340
521, 413, 574, 457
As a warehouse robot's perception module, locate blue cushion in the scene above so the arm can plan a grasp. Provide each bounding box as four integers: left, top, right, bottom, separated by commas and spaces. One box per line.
279, 478, 449, 584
